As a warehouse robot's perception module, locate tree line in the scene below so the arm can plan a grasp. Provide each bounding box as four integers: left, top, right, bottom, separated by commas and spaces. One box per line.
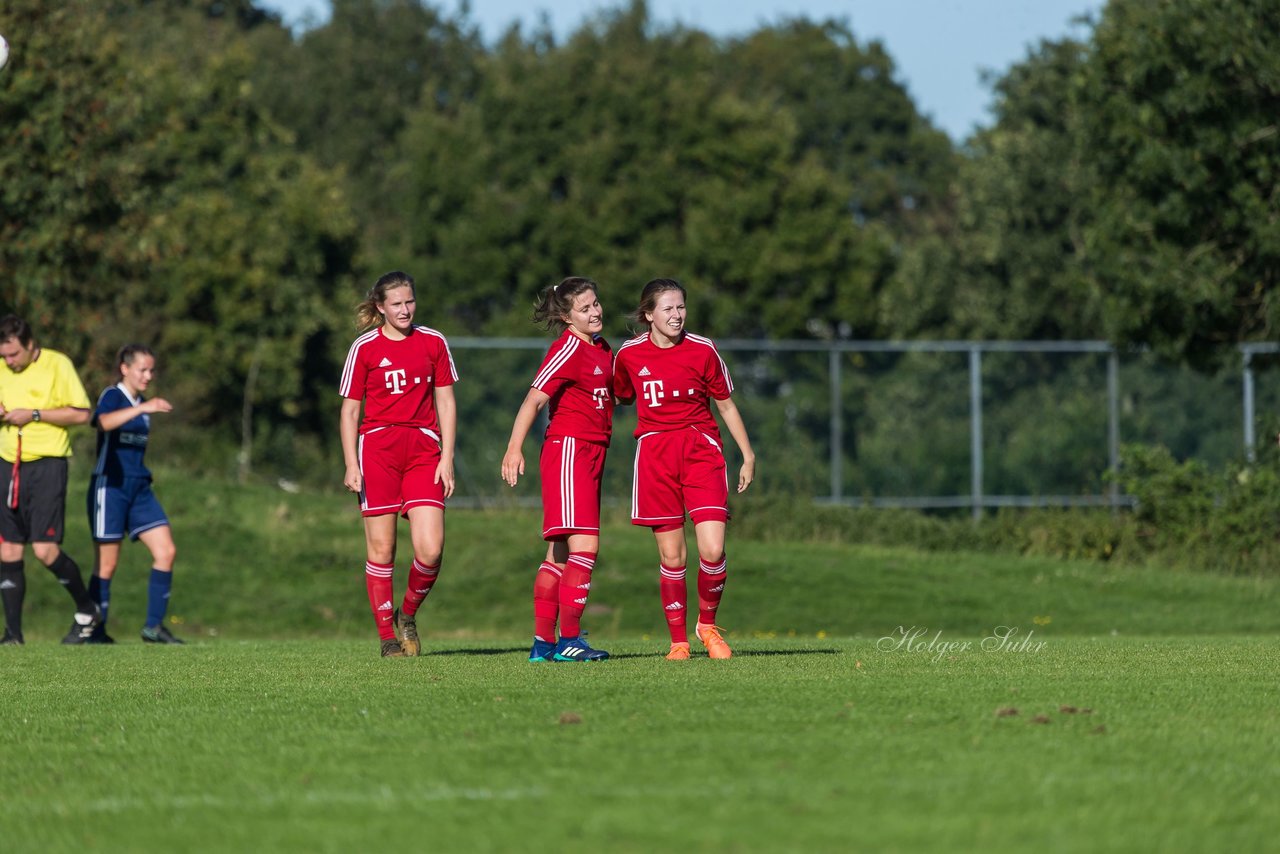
2, 0, 1277, 479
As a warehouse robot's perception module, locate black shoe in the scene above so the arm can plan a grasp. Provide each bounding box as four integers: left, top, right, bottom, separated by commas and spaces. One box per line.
0, 629, 24, 645
85, 626, 116, 645
62, 604, 103, 645
380, 639, 406, 658
141, 624, 184, 644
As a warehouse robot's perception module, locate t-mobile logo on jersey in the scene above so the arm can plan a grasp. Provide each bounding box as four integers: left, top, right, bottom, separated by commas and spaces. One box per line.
592, 387, 609, 409
384, 368, 408, 394
642, 379, 665, 407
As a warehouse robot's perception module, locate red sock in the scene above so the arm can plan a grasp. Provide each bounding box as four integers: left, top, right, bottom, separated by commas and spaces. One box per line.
532, 561, 561, 642
401, 558, 440, 616
697, 553, 727, 626
365, 560, 396, 641
559, 552, 595, 638
659, 563, 688, 644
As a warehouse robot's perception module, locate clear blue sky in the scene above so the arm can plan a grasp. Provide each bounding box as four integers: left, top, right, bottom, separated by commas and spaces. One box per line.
260, 0, 1104, 141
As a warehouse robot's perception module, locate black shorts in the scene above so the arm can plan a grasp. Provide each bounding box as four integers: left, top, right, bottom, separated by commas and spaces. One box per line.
0, 456, 69, 544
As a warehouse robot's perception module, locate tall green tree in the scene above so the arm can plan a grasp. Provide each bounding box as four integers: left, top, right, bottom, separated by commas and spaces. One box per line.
1080, 0, 1280, 367
1, 0, 360, 472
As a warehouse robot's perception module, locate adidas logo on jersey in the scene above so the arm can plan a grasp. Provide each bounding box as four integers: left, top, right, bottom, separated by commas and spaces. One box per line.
665, 601, 684, 611
379, 357, 393, 367
638, 366, 651, 376
377, 600, 394, 611
593, 365, 603, 375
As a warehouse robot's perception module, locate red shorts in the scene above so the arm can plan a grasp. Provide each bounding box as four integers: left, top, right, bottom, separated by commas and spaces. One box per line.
540, 436, 606, 539
358, 425, 445, 517
631, 427, 728, 529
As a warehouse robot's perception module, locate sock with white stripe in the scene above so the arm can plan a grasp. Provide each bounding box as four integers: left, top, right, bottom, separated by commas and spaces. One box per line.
659, 563, 688, 645
364, 560, 396, 641
697, 553, 727, 626
401, 558, 440, 617
558, 552, 595, 638
533, 561, 561, 642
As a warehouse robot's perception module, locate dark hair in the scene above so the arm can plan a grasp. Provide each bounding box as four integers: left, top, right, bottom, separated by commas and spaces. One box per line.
628, 278, 687, 328
116, 343, 155, 373
0, 315, 34, 347
532, 277, 599, 332
355, 271, 416, 330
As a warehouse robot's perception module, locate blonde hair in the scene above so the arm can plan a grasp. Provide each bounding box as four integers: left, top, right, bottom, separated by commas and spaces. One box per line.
355, 271, 416, 331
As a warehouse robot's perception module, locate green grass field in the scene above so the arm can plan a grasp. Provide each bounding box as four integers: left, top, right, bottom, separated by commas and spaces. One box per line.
2, 472, 1278, 851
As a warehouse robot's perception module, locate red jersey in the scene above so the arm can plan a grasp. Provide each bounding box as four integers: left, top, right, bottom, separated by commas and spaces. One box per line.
339, 325, 459, 437
532, 330, 614, 446
613, 331, 733, 439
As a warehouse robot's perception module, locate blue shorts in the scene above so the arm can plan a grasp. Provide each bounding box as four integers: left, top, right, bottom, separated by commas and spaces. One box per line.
87, 476, 170, 543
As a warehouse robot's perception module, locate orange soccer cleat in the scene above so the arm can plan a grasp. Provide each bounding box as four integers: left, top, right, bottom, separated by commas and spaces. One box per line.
665, 642, 691, 661
695, 623, 732, 660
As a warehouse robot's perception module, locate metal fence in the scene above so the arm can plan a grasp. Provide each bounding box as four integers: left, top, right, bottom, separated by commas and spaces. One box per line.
447, 338, 1280, 515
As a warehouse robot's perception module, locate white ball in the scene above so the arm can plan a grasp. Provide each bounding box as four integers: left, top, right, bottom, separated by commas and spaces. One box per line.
0, 35, 9, 71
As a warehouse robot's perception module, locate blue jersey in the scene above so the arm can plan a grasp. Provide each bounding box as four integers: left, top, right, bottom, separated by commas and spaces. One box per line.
92, 384, 152, 481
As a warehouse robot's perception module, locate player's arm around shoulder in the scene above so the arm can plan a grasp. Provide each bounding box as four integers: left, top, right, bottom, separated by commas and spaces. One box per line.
714, 395, 756, 493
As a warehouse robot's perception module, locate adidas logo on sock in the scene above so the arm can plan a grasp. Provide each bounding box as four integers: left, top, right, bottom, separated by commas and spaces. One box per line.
412, 587, 430, 594
710, 583, 725, 593
574, 596, 588, 605
377, 600, 394, 611
665, 601, 684, 611
638, 366, 651, 376
379, 357, 393, 367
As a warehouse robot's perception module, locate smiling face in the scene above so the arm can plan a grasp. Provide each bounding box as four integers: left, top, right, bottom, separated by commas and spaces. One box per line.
563, 288, 603, 339
377, 285, 417, 335
645, 289, 686, 345
0, 336, 36, 373
120, 353, 157, 397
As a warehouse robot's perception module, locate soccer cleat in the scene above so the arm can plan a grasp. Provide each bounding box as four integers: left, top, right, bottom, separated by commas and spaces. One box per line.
665, 642, 691, 661
695, 623, 732, 659
529, 638, 556, 662
0, 629, 24, 645
85, 627, 116, 645
380, 639, 407, 658
61, 604, 103, 645
553, 634, 609, 662
141, 625, 185, 645
394, 608, 420, 657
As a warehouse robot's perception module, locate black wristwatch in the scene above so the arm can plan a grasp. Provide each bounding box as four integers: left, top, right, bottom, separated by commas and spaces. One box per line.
31, 409, 40, 423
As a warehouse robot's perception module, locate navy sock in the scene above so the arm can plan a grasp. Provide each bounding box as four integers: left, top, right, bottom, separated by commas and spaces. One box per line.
88, 574, 112, 629
145, 568, 172, 629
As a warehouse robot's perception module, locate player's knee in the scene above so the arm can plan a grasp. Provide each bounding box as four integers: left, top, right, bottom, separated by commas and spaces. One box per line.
153, 541, 177, 569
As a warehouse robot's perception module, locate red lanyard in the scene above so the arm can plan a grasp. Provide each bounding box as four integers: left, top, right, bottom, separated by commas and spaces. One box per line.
8, 429, 21, 510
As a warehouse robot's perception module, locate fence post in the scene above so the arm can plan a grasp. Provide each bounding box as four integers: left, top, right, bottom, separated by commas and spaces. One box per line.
1243, 348, 1256, 463
1108, 348, 1120, 510
969, 345, 983, 521
829, 346, 843, 503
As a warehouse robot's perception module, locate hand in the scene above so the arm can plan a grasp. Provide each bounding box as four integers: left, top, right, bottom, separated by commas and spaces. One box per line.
500, 449, 525, 487
144, 398, 174, 414
737, 457, 755, 494
343, 464, 362, 494
435, 457, 456, 499
2, 408, 33, 427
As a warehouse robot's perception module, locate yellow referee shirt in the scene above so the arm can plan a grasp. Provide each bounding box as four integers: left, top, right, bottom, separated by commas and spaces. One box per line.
0, 348, 91, 462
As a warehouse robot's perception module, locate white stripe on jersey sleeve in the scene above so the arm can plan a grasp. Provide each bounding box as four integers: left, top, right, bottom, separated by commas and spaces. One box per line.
339, 329, 380, 397
532, 336, 579, 390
